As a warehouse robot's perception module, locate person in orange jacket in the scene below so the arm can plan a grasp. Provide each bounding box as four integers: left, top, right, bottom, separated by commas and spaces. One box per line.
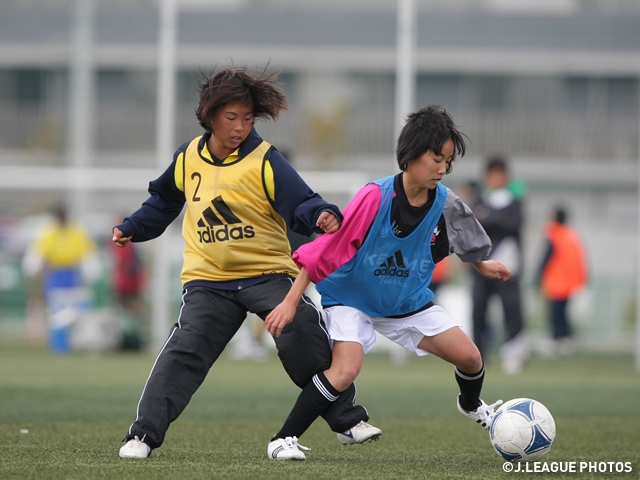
430, 255, 451, 298
536, 207, 587, 354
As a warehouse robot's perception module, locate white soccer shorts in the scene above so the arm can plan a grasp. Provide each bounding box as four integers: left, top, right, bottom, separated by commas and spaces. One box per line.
324, 304, 460, 356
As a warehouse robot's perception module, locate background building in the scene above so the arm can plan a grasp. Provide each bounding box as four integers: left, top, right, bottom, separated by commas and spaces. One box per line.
0, 0, 638, 352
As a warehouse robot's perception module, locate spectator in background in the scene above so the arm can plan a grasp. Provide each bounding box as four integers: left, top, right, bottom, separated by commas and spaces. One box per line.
22, 205, 102, 353
459, 181, 481, 207
108, 227, 146, 350
536, 207, 587, 356
429, 255, 451, 299
469, 156, 529, 374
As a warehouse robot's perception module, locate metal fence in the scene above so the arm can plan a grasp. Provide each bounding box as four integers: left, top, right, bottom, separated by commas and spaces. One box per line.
0, 104, 637, 168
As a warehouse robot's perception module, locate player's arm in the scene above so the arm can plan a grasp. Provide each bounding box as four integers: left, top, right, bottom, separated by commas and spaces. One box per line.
113, 147, 187, 244
473, 260, 511, 281
265, 268, 312, 338
443, 189, 493, 263
294, 183, 381, 283
266, 149, 342, 235
315, 210, 340, 233
112, 226, 132, 248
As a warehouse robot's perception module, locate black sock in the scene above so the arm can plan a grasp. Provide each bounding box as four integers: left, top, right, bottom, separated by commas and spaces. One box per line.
455, 364, 484, 412
272, 371, 340, 440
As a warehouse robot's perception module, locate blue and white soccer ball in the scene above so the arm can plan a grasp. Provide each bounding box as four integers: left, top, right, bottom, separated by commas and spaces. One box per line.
489, 398, 556, 462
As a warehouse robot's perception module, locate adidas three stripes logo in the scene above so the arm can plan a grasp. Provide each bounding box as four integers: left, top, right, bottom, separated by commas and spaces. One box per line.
196, 195, 255, 243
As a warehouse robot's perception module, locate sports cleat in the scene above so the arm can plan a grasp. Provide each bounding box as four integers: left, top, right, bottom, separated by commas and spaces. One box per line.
457, 395, 503, 431
267, 436, 309, 461
119, 435, 152, 459
337, 421, 383, 446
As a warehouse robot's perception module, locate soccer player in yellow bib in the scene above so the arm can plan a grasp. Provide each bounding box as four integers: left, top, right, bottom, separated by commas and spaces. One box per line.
23, 206, 101, 352
28, 207, 98, 274
114, 66, 381, 460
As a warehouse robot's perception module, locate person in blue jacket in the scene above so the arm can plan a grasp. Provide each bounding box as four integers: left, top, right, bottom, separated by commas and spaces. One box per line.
114, 66, 380, 460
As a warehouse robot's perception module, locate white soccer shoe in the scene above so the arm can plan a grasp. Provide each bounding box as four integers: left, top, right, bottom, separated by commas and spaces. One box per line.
119, 436, 151, 459
267, 436, 309, 461
337, 421, 383, 446
457, 395, 503, 431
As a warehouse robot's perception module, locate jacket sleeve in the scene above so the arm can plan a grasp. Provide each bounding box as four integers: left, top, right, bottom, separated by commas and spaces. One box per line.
293, 183, 381, 283
535, 239, 553, 286
443, 188, 492, 263
268, 149, 343, 235
114, 146, 187, 242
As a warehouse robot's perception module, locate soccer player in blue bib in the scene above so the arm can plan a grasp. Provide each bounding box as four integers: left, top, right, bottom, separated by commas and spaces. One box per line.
114, 66, 380, 459
266, 105, 508, 459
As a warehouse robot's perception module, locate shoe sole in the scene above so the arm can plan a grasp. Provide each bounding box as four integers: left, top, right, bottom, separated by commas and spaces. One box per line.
339, 433, 382, 447
119, 446, 152, 459
119, 452, 151, 459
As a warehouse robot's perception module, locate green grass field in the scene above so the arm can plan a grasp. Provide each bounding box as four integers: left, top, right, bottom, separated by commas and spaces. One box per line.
1, 344, 639, 479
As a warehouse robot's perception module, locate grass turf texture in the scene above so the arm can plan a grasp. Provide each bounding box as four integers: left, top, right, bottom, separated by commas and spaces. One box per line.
1, 345, 639, 479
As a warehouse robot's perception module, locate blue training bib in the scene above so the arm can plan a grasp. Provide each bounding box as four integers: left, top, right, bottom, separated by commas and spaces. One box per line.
317, 175, 447, 317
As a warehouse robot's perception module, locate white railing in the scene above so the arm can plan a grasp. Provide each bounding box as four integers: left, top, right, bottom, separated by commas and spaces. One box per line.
0, 105, 637, 166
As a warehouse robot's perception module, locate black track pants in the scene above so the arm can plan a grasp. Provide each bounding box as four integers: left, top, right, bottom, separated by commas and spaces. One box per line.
125, 278, 368, 449
471, 273, 524, 358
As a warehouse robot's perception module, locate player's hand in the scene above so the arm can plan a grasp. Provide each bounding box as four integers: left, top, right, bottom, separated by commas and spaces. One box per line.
474, 260, 511, 281
265, 301, 297, 338
316, 211, 340, 233
112, 227, 132, 248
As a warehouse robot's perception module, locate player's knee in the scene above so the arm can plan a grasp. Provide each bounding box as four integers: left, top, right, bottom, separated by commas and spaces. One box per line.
457, 347, 483, 373
326, 364, 360, 392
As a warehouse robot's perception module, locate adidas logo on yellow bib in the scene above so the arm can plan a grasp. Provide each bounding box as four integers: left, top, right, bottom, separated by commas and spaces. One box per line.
196, 195, 255, 243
